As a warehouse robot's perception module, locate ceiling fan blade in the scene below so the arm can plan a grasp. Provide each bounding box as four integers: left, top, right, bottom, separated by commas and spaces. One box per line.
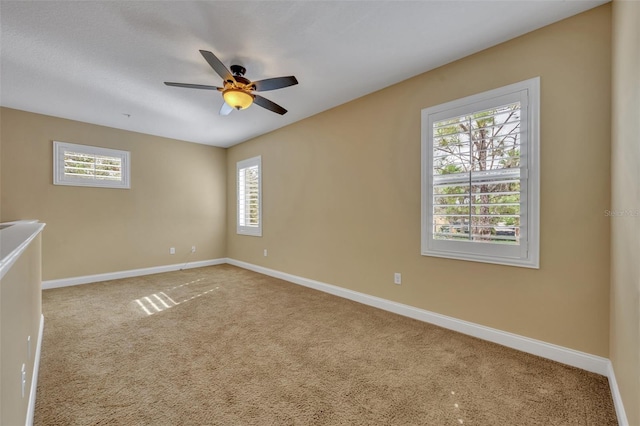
164, 82, 222, 90
220, 102, 233, 116
251, 76, 298, 92
199, 50, 234, 83
253, 95, 287, 115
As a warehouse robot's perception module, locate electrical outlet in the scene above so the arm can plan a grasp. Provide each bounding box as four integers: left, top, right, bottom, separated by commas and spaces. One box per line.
191, 246, 196, 253
169, 247, 175, 255
264, 249, 268, 257
394, 273, 402, 285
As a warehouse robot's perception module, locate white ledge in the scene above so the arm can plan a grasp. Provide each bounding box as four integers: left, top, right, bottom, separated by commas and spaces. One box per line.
0, 220, 46, 280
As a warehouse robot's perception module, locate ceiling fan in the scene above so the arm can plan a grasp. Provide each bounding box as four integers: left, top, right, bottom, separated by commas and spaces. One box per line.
165, 50, 298, 116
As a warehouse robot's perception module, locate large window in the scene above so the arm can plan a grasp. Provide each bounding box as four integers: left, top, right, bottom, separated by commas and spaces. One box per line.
421, 78, 539, 268
237, 156, 262, 236
53, 141, 130, 189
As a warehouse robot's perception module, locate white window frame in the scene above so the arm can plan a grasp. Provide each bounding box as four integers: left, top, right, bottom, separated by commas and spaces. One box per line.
421, 77, 540, 268
53, 141, 130, 189
237, 156, 262, 237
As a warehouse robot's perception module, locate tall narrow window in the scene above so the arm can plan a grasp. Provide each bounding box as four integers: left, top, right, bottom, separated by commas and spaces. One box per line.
237, 156, 262, 236
421, 78, 539, 268
53, 141, 130, 189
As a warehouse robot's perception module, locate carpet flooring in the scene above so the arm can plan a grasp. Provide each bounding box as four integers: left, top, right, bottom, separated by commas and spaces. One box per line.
35, 265, 617, 425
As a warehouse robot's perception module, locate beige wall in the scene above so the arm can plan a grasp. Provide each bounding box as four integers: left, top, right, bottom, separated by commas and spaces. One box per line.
227, 6, 612, 356
0, 233, 42, 426
611, 0, 640, 424
0, 108, 227, 280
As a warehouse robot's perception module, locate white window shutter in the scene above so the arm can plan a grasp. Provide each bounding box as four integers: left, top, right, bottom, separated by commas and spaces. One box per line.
53, 141, 130, 189
237, 156, 262, 236
421, 78, 539, 268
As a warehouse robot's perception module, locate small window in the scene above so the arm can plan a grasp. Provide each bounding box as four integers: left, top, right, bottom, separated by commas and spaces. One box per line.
421, 78, 540, 268
53, 141, 130, 189
237, 156, 262, 236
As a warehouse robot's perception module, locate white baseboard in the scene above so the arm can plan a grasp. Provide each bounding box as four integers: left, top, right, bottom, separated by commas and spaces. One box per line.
26, 314, 44, 426
42, 259, 226, 290
607, 362, 629, 426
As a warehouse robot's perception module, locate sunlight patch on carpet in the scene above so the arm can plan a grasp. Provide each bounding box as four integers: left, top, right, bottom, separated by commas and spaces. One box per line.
451, 390, 465, 424
133, 281, 219, 316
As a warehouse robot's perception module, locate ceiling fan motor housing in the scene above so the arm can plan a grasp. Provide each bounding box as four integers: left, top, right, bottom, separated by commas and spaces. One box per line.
230, 64, 247, 77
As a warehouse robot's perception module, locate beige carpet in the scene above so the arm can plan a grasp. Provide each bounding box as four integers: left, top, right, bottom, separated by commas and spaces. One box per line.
35, 265, 617, 425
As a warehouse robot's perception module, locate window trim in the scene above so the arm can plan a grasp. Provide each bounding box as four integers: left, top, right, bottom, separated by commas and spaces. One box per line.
421, 77, 540, 268
237, 155, 262, 237
53, 141, 131, 189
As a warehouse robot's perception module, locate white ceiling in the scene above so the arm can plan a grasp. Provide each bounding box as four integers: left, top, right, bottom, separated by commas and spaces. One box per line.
1, 1, 607, 148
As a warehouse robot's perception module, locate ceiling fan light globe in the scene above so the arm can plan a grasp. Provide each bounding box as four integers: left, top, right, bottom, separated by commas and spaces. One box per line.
223, 89, 253, 110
